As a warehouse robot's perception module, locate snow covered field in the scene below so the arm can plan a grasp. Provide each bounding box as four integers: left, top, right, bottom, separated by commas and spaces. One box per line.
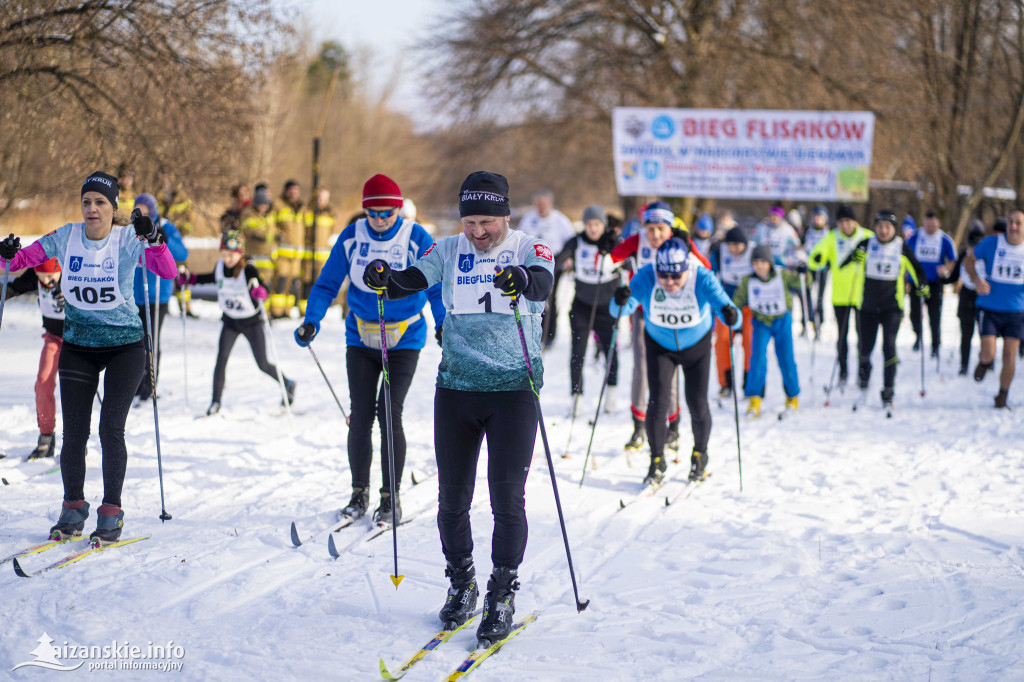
1, 281, 1022, 681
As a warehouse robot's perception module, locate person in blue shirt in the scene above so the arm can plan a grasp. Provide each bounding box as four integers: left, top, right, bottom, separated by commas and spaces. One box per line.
610, 238, 741, 486
965, 208, 1024, 408
131, 193, 188, 404
906, 210, 957, 356
294, 174, 444, 526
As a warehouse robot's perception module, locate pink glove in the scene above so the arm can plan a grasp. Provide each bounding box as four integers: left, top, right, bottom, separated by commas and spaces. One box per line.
250, 285, 269, 301
175, 271, 196, 288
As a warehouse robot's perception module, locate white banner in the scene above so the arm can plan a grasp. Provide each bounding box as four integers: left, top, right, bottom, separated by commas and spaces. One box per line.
612, 108, 875, 202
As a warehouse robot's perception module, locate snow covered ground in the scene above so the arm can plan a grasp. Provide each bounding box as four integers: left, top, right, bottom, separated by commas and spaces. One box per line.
1, 280, 1022, 680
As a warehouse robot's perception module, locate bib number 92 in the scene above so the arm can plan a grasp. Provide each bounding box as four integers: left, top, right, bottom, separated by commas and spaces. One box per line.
68, 285, 116, 305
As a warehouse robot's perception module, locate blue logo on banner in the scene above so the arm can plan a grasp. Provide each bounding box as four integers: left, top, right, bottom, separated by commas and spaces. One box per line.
643, 160, 660, 180
651, 115, 675, 139
458, 253, 475, 273
69, 256, 83, 272
359, 242, 369, 257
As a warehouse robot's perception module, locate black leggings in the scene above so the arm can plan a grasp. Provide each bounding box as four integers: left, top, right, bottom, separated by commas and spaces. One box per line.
958, 288, 978, 369
834, 305, 859, 377
645, 329, 713, 458
434, 387, 537, 569
813, 271, 828, 326
136, 303, 168, 399
212, 315, 284, 403
858, 307, 902, 390
569, 298, 618, 394
910, 285, 943, 350
58, 341, 146, 507
346, 345, 419, 494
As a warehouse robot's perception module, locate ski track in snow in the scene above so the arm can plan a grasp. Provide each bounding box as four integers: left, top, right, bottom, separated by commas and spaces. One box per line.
1, 283, 1023, 680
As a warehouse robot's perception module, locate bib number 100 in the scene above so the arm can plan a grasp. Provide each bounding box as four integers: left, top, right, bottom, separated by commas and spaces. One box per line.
657, 312, 692, 325
69, 285, 116, 305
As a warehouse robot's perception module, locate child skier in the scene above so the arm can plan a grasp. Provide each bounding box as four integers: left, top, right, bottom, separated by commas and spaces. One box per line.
555, 205, 620, 414
709, 226, 754, 397
177, 230, 295, 416
731, 245, 803, 417
3, 257, 65, 460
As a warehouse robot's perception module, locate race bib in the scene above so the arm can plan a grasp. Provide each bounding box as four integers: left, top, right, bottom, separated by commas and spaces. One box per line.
61, 224, 127, 311
350, 219, 415, 294
451, 231, 538, 316
989, 236, 1024, 285
719, 245, 753, 286
865, 236, 902, 281
914, 231, 943, 264
574, 241, 616, 285
37, 281, 65, 320
215, 260, 258, 319
647, 277, 701, 329
748, 275, 787, 316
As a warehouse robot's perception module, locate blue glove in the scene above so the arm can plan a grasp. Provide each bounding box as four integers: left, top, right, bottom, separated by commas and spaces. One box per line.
294, 321, 319, 347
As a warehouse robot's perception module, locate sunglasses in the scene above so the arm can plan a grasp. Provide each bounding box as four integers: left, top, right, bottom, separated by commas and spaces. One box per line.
366, 207, 398, 220
657, 272, 683, 281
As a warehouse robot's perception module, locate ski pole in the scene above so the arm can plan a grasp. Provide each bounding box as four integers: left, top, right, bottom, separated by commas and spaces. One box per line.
138, 234, 172, 522
257, 303, 294, 430
375, 283, 403, 589
179, 275, 189, 409
153, 275, 161, 397
563, 253, 606, 459
919, 290, 926, 398
308, 343, 349, 425
0, 258, 10, 334
798, 271, 815, 407
579, 305, 625, 488
507, 289, 588, 612
728, 330, 743, 492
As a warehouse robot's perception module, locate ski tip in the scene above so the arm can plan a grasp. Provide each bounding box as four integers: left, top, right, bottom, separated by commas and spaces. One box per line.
2, 478, 8, 485
327, 533, 340, 559
290, 522, 302, 547
561, 454, 571, 459
664, 496, 670, 507
13, 557, 30, 578
618, 499, 625, 509
576, 599, 591, 613
390, 573, 405, 588
379, 658, 398, 680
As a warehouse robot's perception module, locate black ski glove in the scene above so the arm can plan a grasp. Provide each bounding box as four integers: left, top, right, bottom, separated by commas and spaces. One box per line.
0, 234, 21, 260
131, 209, 159, 244
294, 321, 318, 347
596, 231, 618, 256
363, 259, 391, 292
493, 266, 529, 298
613, 285, 632, 306
435, 326, 443, 346
793, 262, 809, 274
720, 305, 739, 328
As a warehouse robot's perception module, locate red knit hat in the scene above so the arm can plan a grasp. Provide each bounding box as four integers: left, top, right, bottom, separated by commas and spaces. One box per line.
33, 257, 61, 273
362, 174, 403, 208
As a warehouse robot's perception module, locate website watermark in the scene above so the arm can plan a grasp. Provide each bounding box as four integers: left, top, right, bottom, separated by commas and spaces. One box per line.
12, 632, 185, 673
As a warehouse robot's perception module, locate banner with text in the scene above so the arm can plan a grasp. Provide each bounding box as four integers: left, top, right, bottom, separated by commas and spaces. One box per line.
612, 108, 875, 202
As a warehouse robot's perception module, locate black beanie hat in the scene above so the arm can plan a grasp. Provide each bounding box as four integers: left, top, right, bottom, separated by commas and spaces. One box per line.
724, 226, 747, 244
835, 204, 856, 221
459, 171, 510, 218
82, 171, 119, 209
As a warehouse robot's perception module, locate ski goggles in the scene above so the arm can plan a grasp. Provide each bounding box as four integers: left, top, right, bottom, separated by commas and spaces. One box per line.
366, 207, 398, 220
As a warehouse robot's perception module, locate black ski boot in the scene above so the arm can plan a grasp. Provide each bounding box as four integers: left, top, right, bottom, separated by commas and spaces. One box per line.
665, 419, 680, 452
27, 433, 55, 461
372, 491, 402, 526
49, 500, 90, 540
881, 386, 894, 409
205, 402, 221, 416
282, 378, 297, 406
995, 389, 1009, 409
642, 455, 666, 487
477, 566, 519, 647
689, 450, 708, 481
89, 504, 124, 545
339, 487, 369, 521
439, 556, 479, 629
624, 417, 645, 450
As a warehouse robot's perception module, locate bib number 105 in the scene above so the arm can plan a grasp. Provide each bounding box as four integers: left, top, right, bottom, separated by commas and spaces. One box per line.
68, 285, 116, 305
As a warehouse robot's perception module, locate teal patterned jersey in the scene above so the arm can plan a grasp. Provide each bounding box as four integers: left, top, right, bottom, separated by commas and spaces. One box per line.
414, 230, 554, 392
